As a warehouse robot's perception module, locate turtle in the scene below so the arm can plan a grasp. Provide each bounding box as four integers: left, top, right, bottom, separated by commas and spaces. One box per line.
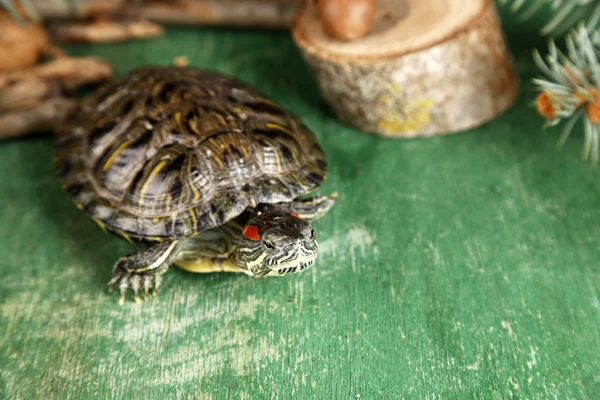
53, 65, 336, 303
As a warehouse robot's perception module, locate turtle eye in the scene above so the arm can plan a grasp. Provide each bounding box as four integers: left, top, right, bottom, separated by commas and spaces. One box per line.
263, 239, 276, 252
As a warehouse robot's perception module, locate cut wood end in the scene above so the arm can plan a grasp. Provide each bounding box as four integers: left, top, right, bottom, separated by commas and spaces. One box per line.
292, 0, 519, 138
295, 0, 485, 61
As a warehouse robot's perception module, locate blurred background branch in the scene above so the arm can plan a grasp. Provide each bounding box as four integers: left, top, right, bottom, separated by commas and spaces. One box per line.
501, 0, 600, 165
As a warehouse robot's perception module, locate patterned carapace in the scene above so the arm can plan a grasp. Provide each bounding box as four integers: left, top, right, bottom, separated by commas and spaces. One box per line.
54, 66, 327, 243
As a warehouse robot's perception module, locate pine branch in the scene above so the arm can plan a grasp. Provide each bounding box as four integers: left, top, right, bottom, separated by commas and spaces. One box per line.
499, 0, 600, 37
533, 24, 600, 164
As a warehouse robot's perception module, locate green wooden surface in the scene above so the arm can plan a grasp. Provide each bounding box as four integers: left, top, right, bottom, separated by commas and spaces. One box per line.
2, 9, 600, 400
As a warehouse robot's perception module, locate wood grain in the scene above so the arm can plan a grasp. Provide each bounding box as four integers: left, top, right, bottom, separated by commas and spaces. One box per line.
1, 22, 600, 399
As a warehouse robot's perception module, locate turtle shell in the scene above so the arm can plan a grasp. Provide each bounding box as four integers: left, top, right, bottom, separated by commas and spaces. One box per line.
54, 66, 327, 242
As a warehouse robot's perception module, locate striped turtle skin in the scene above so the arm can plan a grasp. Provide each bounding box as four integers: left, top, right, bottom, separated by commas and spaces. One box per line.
53, 66, 335, 303
54, 66, 327, 243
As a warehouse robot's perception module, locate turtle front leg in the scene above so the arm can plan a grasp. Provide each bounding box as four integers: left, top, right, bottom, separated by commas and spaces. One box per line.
108, 240, 179, 304
262, 193, 337, 221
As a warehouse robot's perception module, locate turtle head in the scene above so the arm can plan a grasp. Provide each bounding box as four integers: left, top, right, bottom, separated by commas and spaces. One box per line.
238, 211, 318, 276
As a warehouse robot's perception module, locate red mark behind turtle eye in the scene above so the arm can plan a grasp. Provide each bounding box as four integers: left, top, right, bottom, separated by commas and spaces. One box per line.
290, 213, 301, 219
243, 225, 261, 241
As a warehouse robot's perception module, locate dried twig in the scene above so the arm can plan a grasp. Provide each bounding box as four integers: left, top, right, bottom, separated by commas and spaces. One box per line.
24, 0, 124, 20
0, 53, 113, 140
130, 0, 299, 28
0, 97, 77, 140
0, 79, 57, 112
0, 56, 113, 92
50, 18, 164, 43
25, 0, 301, 28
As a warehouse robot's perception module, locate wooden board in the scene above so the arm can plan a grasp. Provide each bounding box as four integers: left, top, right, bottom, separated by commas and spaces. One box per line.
1, 22, 600, 399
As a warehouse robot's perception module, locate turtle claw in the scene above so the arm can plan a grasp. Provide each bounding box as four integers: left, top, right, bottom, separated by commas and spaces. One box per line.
108, 271, 161, 304
133, 287, 141, 303
105, 242, 173, 303
142, 286, 159, 300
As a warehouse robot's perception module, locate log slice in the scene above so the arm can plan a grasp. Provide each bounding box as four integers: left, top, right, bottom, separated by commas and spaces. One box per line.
292, 0, 519, 138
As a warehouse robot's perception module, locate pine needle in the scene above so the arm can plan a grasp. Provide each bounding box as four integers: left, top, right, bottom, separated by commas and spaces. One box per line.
501, 0, 600, 36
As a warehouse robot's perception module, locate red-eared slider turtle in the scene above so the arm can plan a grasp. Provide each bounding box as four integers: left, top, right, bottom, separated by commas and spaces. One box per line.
54, 66, 335, 303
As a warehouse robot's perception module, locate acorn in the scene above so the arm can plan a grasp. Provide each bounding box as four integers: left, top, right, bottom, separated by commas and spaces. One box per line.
317, 0, 376, 41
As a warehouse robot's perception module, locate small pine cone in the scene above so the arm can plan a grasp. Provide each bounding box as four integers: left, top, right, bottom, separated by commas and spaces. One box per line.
585, 95, 600, 123
536, 92, 555, 120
